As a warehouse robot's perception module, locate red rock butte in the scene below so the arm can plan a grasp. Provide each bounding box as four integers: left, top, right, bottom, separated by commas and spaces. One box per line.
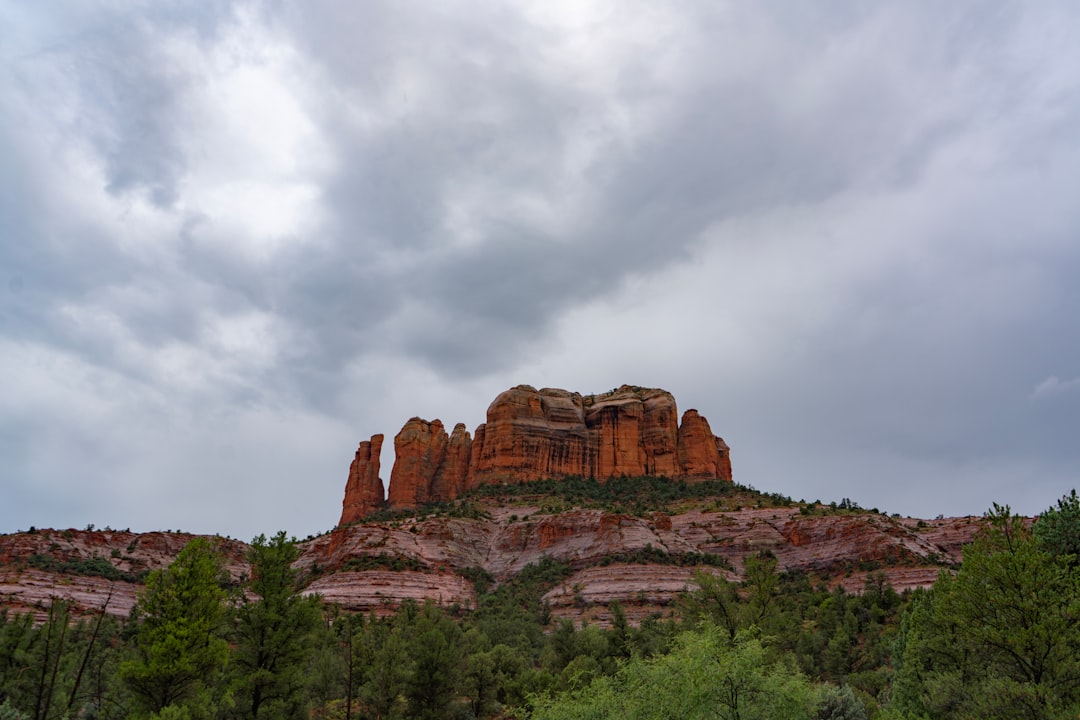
340, 385, 732, 525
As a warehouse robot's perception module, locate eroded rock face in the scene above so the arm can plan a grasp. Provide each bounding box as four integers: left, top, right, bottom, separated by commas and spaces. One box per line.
0, 530, 249, 623
301, 570, 475, 614
471, 385, 731, 484
387, 419, 449, 509
340, 435, 386, 526
542, 565, 729, 626
382, 420, 479, 512
431, 423, 472, 500
370, 385, 732, 518
295, 507, 984, 621
1, 511, 985, 624
677, 410, 732, 480
469, 386, 592, 484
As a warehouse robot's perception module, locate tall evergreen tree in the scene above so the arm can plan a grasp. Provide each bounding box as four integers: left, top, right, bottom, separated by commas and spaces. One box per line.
892, 503, 1080, 719
355, 617, 409, 720
232, 532, 320, 720
1035, 489, 1080, 562
404, 601, 462, 720
120, 538, 231, 716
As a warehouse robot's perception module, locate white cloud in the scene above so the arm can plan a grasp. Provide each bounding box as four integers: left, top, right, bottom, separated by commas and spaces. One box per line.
1030, 376, 1080, 400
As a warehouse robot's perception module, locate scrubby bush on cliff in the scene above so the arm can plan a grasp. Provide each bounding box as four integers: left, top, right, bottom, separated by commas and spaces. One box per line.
464, 475, 752, 514
23, 553, 144, 582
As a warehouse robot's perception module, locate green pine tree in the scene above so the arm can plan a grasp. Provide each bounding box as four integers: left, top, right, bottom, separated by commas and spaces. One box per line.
232, 532, 321, 720
120, 538, 231, 716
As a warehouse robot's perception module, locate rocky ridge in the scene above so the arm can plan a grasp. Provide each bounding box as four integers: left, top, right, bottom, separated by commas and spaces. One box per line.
0, 529, 249, 623
341, 385, 732, 524
1, 501, 981, 625
298, 503, 979, 625
0, 385, 986, 627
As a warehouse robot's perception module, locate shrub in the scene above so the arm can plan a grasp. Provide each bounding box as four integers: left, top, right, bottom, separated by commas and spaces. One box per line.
342, 553, 430, 573
0, 700, 27, 720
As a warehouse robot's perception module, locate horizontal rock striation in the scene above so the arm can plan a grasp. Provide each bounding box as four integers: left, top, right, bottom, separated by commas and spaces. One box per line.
339, 384, 733, 525
0, 529, 249, 623
1, 512, 983, 623
301, 570, 475, 614
297, 506, 983, 620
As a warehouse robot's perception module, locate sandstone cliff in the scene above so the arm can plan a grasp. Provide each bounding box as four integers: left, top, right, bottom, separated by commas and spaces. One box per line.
339, 385, 732, 525
0, 530, 249, 623
340, 435, 385, 524
300, 507, 980, 623
0, 511, 983, 624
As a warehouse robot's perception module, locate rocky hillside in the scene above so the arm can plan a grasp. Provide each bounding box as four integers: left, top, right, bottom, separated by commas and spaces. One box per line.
0, 481, 982, 626
0, 385, 987, 627
342, 384, 732, 523
0, 529, 249, 622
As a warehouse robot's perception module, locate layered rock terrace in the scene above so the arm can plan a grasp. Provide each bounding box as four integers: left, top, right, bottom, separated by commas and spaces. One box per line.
0, 512, 980, 624
340, 385, 732, 525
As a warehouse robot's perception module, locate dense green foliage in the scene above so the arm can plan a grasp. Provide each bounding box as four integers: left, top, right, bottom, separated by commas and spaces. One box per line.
530, 624, 820, 720
233, 532, 322, 720
464, 475, 795, 516
2, 488, 1078, 720
594, 546, 732, 570
1034, 488, 1080, 561
891, 502, 1080, 719
120, 537, 232, 716
24, 555, 147, 583
338, 475, 876, 531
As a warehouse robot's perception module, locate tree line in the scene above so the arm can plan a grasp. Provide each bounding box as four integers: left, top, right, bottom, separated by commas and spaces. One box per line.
1, 490, 1078, 719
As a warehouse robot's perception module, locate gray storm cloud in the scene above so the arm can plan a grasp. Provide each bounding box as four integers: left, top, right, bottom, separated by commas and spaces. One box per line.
2, 1, 1079, 539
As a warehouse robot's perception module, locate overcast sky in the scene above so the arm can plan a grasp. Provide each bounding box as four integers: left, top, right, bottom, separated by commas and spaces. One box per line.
2, 1, 1079, 541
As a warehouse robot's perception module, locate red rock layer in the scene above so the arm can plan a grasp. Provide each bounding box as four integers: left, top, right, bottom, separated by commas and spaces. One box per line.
387, 419, 448, 509
371, 385, 731, 514
468, 385, 728, 485
467, 387, 593, 485
677, 410, 732, 480
0, 530, 249, 623
339, 435, 385, 525
0, 512, 980, 622
293, 508, 983, 620
431, 423, 472, 500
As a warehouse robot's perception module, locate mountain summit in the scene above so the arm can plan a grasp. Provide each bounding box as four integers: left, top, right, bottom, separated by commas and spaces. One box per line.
340, 385, 731, 524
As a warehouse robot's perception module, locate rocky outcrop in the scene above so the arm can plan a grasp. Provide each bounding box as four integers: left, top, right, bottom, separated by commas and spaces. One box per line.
340, 435, 385, 525
302, 570, 475, 614
467, 386, 592, 485
432, 423, 472, 500
382, 420, 475, 510
677, 410, 731, 479
0, 530, 249, 623
0, 511, 985, 623
386, 419, 448, 509
297, 506, 984, 622
467, 384, 730, 486
341, 385, 733, 523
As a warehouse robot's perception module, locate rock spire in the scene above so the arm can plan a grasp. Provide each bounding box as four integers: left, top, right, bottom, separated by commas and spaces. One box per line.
338, 384, 731, 525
